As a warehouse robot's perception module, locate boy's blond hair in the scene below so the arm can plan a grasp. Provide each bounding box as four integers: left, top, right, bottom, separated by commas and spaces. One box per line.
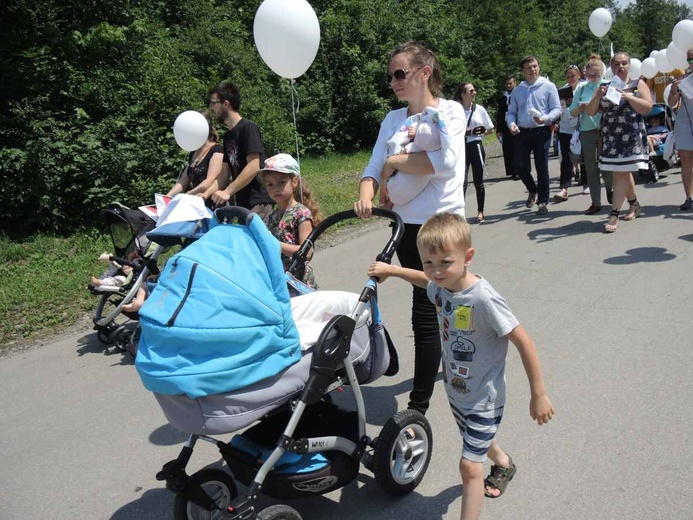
416, 212, 471, 253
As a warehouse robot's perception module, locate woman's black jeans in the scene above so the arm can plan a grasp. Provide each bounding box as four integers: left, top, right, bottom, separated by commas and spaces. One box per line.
463, 140, 486, 212
395, 223, 441, 415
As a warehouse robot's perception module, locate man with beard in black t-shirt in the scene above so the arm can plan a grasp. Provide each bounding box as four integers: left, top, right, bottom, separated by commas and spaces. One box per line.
206, 82, 274, 221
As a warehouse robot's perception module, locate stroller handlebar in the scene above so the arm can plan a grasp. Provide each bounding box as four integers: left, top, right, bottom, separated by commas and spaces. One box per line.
287, 208, 404, 278
214, 206, 254, 226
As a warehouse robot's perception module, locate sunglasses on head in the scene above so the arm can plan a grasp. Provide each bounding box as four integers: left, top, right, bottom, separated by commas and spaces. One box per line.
387, 68, 419, 83
688, 58, 693, 64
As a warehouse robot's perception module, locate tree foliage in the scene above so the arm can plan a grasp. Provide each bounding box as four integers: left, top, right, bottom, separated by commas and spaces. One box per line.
1, 0, 691, 238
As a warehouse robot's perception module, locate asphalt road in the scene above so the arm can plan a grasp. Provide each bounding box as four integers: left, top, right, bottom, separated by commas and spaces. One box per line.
1, 146, 692, 520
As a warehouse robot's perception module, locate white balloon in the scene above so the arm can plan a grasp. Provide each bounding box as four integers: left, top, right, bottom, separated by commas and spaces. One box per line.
173, 111, 208, 152
667, 41, 689, 70
641, 58, 658, 79
672, 19, 693, 52
629, 58, 642, 80
650, 50, 659, 59
253, 0, 320, 79
589, 8, 613, 38
656, 48, 673, 73
664, 84, 673, 106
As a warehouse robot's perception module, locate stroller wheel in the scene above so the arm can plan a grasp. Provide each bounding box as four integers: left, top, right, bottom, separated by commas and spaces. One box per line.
96, 329, 114, 345
373, 409, 433, 495
257, 504, 303, 520
112, 326, 130, 352
127, 325, 141, 358
173, 468, 238, 520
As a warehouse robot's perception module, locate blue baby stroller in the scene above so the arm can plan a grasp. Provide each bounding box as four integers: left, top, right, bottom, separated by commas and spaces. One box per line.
90, 203, 166, 355
136, 206, 433, 520
640, 103, 676, 183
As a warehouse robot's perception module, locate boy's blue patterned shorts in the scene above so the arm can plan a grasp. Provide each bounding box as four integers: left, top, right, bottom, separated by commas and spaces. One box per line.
448, 401, 504, 463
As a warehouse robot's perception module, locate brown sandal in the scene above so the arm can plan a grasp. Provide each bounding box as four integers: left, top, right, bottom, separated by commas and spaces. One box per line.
623, 198, 641, 221
604, 209, 619, 233
484, 456, 517, 498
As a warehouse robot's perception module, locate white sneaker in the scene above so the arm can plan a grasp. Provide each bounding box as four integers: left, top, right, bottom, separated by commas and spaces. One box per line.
582, 186, 590, 195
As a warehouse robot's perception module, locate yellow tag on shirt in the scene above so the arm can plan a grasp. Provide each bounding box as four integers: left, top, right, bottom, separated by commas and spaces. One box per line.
454, 306, 471, 330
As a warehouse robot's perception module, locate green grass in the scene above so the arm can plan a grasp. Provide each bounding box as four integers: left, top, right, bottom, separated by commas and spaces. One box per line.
300, 151, 372, 219
0, 151, 370, 349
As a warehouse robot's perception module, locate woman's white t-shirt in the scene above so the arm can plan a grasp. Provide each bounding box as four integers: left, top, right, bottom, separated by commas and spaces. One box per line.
463, 104, 494, 143
361, 98, 467, 224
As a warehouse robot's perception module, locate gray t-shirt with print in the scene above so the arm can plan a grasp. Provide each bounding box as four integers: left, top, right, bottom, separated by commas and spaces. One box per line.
427, 277, 519, 411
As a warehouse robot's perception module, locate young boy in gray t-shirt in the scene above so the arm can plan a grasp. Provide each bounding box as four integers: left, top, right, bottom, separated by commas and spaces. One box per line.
368, 212, 554, 520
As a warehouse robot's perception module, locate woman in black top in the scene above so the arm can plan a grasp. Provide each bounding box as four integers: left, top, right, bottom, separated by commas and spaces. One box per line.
167, 111, 224, 204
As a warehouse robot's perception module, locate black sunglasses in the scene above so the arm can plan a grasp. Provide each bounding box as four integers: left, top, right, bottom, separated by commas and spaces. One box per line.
387, 68, 418, 83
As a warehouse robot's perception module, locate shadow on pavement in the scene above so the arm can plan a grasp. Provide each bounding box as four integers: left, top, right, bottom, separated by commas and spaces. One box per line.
149, 423, 191, 446
110, 486, 173, 520
76, 328, 135, 365
287, 473, 462, 520
603, 247, 676, 265
119, 447, 460, 520
526, 219, 602, 242
679, 233, 693, 242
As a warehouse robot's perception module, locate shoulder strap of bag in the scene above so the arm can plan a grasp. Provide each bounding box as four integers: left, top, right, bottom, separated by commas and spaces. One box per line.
466, 103, 477, 127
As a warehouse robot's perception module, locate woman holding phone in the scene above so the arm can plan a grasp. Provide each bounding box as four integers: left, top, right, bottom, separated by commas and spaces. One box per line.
585, 52, 652, 233
570, 54, 612, 215
455, 82, 494, 223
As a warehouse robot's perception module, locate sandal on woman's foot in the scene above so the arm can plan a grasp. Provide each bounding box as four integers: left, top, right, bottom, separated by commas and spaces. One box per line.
477, 212, 485, 223
623, 198, 641, 221
604, 209, 619, 233
484, 456, 517, 498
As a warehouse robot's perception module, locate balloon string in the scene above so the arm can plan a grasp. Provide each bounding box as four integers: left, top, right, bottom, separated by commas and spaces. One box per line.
290, 79, 303, 204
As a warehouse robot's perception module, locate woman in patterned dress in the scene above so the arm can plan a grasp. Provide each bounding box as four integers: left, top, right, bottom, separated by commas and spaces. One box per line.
585, 52, 653, 233
260, 153, 323, 289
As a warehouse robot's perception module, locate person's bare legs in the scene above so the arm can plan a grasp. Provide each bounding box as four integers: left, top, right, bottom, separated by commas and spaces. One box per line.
607, 171, 629, 229
623, 172, 640, 220
484, 440, 511, 498
680, 150, 693, 199
459, 458, 485, 520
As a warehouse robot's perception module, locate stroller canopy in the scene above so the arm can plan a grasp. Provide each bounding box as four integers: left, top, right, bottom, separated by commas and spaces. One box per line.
136, 213, 301, 399
103, 203, 156, 258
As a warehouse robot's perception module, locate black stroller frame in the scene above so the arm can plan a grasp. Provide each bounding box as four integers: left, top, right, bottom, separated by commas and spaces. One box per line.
156, 208, 434, 520
91, 203, 165, 354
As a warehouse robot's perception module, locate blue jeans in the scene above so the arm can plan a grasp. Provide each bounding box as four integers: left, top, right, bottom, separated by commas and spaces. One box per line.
514, 127, 552, 205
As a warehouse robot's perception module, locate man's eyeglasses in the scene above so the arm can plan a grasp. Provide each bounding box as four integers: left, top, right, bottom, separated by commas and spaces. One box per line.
387, 68, 419, 83
209, 100, 223, 106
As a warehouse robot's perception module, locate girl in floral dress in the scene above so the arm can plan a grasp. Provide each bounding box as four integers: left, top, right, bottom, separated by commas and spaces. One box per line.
260, 154, 323, 288
585, 52, 653, 233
